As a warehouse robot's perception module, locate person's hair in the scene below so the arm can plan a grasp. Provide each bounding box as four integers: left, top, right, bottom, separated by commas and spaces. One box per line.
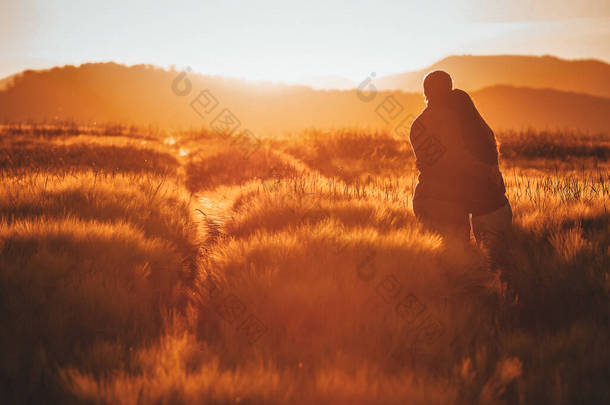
423, 70, 452, 103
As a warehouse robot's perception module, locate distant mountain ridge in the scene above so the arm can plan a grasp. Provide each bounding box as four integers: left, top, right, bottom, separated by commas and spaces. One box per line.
1, 61, 609, 135
0, 73, 18, 91
469, 85, 610, 133
375, 54, 610, 98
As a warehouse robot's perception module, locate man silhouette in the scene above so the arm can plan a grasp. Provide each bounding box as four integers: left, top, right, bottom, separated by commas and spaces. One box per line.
410, 70, 512, 262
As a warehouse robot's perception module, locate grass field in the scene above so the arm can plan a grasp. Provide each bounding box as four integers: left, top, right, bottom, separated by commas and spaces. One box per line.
0, 123, 608, 404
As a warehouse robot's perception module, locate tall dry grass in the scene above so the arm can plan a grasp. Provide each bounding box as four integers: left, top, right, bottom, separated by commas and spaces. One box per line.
0, 126, 199, 403
0, 123, 608, 404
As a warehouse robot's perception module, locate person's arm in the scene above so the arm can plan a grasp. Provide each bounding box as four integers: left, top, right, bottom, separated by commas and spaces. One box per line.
442, 133, 503, 185
454, 89, 500, 166
409, 115, 427, 173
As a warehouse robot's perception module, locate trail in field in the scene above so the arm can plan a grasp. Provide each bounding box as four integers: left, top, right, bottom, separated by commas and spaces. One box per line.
272, 149, 315, 174
195, 191, 236, 248
191, 148, 323, 250
197, 194, 233, 225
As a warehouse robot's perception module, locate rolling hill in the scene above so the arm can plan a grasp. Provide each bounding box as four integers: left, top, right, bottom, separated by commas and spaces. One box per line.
375, 54, 610, 98
1, 61, 609, 135
0, 73, 18, 91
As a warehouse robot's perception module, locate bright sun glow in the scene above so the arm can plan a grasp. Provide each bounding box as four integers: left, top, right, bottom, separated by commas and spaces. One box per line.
1, 0, 609, 83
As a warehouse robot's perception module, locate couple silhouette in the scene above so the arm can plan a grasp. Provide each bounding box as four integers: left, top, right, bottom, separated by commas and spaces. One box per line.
410, 71, 512, 265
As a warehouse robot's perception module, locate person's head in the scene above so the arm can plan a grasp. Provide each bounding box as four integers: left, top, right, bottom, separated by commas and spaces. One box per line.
423, 70, 452, 104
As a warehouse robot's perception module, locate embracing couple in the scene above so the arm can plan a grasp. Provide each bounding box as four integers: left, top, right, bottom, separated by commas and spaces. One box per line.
409, 71, 512, 265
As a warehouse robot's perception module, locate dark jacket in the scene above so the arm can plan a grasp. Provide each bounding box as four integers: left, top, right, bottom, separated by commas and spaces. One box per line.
410, 103, 467, 205
450, 89, 508, 215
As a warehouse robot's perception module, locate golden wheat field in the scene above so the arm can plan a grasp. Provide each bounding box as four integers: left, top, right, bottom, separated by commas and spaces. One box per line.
0, 122, 608, 405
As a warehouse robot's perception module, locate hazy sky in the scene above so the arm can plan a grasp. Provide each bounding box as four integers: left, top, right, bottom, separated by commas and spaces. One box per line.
1, 0, 609, 83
